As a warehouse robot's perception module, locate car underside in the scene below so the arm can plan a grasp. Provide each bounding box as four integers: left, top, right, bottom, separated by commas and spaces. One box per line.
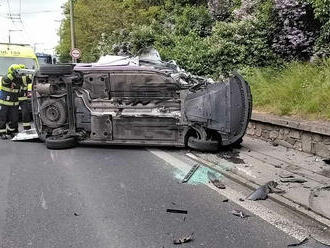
32, 59, 252, 151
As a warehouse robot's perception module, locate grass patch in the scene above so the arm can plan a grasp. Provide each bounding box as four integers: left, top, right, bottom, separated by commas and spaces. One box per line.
242, 59, 330, 120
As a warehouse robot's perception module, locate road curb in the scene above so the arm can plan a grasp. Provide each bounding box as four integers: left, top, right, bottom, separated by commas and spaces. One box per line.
186, 152, 330, 228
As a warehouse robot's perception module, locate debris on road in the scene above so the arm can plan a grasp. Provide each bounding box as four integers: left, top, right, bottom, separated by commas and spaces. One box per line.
166, 209, 188, 214
287, 237, 309, 247
217, 150, 245, 164
247, 181, 285, 201
287, 236, 330, 247
182, 164, 200, 183
239, 198, 245, 202
173, 233, 194, 245
323, 159, 330, 165
231, 209, 249, 218
279, 172, 295, 178
207, 171, 226, 189
73, 212, 80, 216
280, 178, 307, 183
222, 199, 229, 202
12, 129, 39, 141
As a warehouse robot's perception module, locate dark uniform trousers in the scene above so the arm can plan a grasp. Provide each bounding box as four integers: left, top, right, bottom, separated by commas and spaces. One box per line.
0, 104, 19, 134
0, 74, 22, 135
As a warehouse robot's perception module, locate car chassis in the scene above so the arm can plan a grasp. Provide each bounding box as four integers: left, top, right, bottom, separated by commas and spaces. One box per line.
32, 60, 252, 151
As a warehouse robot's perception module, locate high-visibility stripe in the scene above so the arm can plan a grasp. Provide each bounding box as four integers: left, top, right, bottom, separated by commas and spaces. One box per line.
1, 86, 19, 93
23, 122, 31, 127
7, 126, 15, 131
21, 86, 28, 90
7, 74, 14, 80
19, 96, 28, 101
0, 129, 6, 134
0, 100, 19, 106
22, 76, 27, 85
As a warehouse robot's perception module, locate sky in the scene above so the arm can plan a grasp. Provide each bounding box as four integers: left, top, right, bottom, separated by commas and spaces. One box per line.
0, 0, 67, 54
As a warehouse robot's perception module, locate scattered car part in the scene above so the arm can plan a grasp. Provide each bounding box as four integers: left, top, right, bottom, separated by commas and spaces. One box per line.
288, 237, 309, 247
166, 209, 188, 214
323, 159, 330, 165
280, 178, 307, 183
45, 135, 76, 149
279, 172, 295, 178
247, 181, 285, 201
11, 129, 39, 141
173, 233, 194, 245
182, 164, 200, 183
232, 209, 249, 218
207, 171, 226, 189
222, 198, 229, 202
187, 137, 219, 152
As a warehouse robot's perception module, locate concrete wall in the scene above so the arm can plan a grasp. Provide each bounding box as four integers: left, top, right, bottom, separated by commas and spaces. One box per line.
246, 113, 330, 158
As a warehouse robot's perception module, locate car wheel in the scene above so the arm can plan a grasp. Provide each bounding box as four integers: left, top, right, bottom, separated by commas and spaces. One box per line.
187, 136, 219, 152
40, 99, 67, 128
46, 136, 76, 149
39, 64, 73, 75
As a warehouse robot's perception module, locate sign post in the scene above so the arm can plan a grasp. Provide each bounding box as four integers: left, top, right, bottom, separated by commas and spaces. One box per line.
70, 48, 81, 63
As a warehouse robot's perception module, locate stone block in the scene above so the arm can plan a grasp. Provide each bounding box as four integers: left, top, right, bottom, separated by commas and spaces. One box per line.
301, 133, 312, 153
276, 140, 293, 149
290, 130, 301, 139
262, 130, 270, 139
293, 141, 302, 151
323, 137, 330, 145
269, 130, 279, 140
313, 142, 330, 158
255, 127, 262, 137
313, 134, 323, 142
285, 137, 296, 145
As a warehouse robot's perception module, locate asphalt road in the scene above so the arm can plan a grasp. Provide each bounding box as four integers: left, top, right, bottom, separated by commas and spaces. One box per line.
0, 140, 301, 248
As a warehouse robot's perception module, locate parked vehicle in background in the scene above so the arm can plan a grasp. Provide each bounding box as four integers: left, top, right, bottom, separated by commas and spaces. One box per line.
32, 51, 252, 151
36, 53, 57, 65
0, 43, 38, 77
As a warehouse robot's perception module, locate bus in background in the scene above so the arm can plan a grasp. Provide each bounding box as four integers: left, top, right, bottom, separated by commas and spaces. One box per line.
36, 52, 56, 65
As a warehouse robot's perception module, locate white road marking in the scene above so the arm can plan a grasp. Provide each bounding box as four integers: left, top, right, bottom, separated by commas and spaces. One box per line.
40, 192, 48, 210
148, 148, 309, 241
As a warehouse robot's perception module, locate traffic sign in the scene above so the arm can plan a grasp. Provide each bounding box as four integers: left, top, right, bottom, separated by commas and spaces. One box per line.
70, 48, 81, 59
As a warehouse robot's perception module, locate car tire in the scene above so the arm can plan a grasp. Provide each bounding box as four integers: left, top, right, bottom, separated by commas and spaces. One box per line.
46, 136, 76, 149
39, 64, 73, 75
187, 136, 219, 152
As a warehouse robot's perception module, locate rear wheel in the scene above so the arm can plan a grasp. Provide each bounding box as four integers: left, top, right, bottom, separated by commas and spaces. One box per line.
39, 64, 73, 75
46, 136, 76, 149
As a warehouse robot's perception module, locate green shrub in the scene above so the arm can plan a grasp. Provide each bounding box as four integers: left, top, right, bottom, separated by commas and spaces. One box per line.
244, 59, 330, 119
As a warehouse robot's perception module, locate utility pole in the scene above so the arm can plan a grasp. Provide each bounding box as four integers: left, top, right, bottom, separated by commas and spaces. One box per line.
69, 0, 76, 63
8, 29, 22, 43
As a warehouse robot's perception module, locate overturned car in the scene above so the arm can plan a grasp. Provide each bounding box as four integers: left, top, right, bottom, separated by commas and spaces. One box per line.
32, 54, 252, 151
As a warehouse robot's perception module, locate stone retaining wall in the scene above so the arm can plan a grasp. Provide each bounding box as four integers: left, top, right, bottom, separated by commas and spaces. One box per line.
246, 113, 330, 158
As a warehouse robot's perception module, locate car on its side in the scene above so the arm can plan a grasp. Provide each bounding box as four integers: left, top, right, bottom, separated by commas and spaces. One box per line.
32, 59, 252, 151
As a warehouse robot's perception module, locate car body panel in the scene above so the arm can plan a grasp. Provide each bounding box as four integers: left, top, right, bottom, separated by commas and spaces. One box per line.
32, 62, 252, 149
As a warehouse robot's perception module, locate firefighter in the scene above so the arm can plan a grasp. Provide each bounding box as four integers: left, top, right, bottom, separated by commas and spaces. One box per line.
18, 64, 32, 131
0, 64, 24, 139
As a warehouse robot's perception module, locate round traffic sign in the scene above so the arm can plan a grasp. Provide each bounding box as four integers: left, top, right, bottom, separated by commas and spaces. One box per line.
70, 48, 81, 59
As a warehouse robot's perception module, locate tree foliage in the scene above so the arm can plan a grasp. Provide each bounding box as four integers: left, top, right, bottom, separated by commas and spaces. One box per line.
56, 0, 330, 77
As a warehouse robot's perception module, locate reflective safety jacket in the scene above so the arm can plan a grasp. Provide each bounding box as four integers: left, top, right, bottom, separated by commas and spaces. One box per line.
0, 73, 24, 106
18, 75, 32, 101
